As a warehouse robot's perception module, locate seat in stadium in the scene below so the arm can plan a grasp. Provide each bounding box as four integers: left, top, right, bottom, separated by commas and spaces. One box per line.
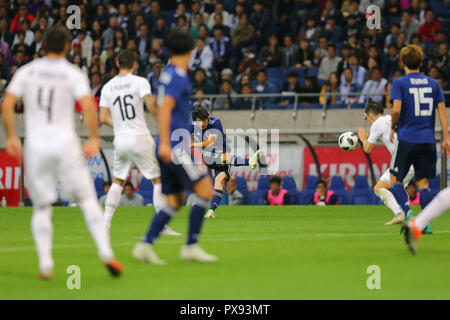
94, 177, 105, 199
137, 178, 154, 206
306, 66, 318, 76
328, 103, 347, 109
329, 176, 349, 205
299, 175, 318, 205
307, 103, 323, 109
282, 175, 297, 190
257, 175, 270, 193
267, 67, 285, 80
250, 191, 265, 205
348, 175, 373, 205
236, 176, 251, 205
350, 103, 365, 109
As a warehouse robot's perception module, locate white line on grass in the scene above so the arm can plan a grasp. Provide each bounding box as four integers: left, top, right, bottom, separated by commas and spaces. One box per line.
2, 230, 450, 253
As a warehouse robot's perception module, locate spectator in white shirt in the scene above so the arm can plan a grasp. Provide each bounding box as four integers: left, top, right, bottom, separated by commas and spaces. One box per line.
358, 67, 387, 104
340, 54, 366, 87
339, 67, 362, 105
189, 37, 214, 75
208, 2, 232, 29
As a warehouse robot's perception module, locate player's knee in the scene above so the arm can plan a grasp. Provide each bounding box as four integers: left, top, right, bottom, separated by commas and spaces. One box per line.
113, 178, 126, 186
194, 178, 213, 199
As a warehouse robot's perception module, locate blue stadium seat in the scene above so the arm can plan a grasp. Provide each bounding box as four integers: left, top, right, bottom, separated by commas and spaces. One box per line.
307, 103, 323, 109
306, 66, 318, 76
257, 175, 270, 193
299, 175, 318, 205
250, 191, 265, 205
288, 67, 305, 79
350, 103, 365, 109
348, 175, 373, 205
236, 176, 251, 205
282, 175, 297, 190
328, 103, 347, 109
137, 178, 154, 206
329, 176, 349, 205
94, 177, 105, 199
267, 67, 285, 80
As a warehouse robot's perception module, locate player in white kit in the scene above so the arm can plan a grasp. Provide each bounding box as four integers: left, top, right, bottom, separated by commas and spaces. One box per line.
1, 27, 123, 279
99, 49, 180, 236
358, 102, 415, 225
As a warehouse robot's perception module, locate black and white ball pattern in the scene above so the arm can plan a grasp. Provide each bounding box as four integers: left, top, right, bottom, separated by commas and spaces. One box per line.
338, 132, 358, 151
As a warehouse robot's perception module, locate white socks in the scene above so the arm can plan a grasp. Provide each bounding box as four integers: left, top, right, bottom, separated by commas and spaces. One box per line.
104, 183, 123, 229
415, 188, 450, 231
79, 196, 114, 262
375, 188, 403, 216
152, 183, 167, 213
31, 206, 54, 272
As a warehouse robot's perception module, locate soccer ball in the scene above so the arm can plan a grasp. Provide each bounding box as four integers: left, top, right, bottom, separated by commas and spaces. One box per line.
338, 132, 358, 152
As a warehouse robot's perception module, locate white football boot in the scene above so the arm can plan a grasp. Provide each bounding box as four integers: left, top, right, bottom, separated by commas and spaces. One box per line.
132, 242, 166, 265
249, 149, 263, 170
180, 244, 218, 263
160, 225, 182, 236
385, 212, 405, 225
204, 209, 215, 219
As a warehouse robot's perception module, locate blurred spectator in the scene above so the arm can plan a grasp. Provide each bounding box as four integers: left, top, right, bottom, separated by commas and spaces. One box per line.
418, 9, 441, 42
189, 37, 214, 75
235, 83, 254, 110
214, 79, 236, 110
320, 0, 343, 26
265, 176, 291, 205
250, 0, 272, 48
384, 23, 401, 52
280, 71, 302, 106
210, 26, 231, 73
298, 16, 321, 44
193, 68, 217, 95
281, 35, 299, 69
302, 75, 320, 105
231, 13, 254, 49
311, 180, 338, 206
359, 67, 387, 104
99, 181, 112, 206
323, 16, 343, 43
152, 16, 169, 40
208, 1, 232, 29
319, 72, 340, 105
119, 182, 144, 207
147, 59, 163, 93
428, 30, 446, 59
382, 45, 400, 79
297, 39, 314, 67
226, 176, 243, 205
258, 34, 283, 68
254, 69, 277, 107
192, 89, 212, 109
10, 4, 34, 33
318, 44, 342, 81
339, 68, 361, 105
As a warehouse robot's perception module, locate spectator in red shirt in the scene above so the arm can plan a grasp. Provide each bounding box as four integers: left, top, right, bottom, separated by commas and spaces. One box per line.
10, 4, 35, 33
418, 9, 441, 42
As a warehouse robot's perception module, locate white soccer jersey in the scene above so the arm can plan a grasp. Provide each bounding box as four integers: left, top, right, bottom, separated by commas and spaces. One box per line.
99, 74, 151, 136
367, 115, 396, 155
7, 57, 91, 146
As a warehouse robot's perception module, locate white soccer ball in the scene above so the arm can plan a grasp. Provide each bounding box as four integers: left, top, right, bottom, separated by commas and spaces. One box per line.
338, 131, 358, 152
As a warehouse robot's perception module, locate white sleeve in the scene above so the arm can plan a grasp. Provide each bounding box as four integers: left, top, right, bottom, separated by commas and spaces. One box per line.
99, 85, 109, 108
139, 78, 151, 98
367, 122, 382, 144
71, 69, 92, 100
6, 67, 26, 98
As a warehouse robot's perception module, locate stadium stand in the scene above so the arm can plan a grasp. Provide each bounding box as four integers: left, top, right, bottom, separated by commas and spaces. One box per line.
348, 175, 373, 205
137, 178, 154, 206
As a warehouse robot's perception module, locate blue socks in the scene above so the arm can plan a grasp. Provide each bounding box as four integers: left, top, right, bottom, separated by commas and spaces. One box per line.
419, 188, 434, 210
209, 189, 223, 211
187, 196, 209, 245
391, 183, 411, 216
144, 205, 175, 244
230, 155, 249, 167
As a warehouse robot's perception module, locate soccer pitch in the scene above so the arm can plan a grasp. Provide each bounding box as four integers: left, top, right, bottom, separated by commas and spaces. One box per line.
1, 205, 450, 300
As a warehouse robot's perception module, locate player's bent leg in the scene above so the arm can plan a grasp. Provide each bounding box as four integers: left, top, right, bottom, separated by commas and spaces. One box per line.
104, 178, 125, 230
32, 205, 54, 280
249, 149, 263, 170
373, 180, 405, 225
181, 177, 217, 263
414, 188, 450, 232
415, 178, 433, 234
206, 172, 228, 218
390, 173, 412, 219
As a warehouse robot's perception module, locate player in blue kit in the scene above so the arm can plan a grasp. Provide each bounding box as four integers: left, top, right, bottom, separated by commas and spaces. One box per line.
190, 105, 262, 218
386, 45, 449, 241
132, 29, 217, 264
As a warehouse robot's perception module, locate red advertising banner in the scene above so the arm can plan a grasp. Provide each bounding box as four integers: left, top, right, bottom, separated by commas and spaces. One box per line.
303, 146, 391, 189
0, 150, 21, 206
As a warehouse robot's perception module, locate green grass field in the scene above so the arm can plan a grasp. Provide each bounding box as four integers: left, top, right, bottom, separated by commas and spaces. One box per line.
1, 205, 450, 300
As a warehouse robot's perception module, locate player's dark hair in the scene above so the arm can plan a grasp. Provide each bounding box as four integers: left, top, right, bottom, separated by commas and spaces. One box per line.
365, 101, 384, 116
165, 29, 194, 56
43, 26, 70, 54
117, 49, 138, 69
192, 105, 210, 121
269, 176, 282, 185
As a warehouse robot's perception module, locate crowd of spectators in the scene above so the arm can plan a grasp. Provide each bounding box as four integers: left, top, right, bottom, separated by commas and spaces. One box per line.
0, 0, 450, 112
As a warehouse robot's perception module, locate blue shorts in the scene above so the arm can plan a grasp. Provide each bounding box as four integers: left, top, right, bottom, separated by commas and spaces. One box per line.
210, 165, 230, 180
158, 148, 207, 195
391, 140, 436, 181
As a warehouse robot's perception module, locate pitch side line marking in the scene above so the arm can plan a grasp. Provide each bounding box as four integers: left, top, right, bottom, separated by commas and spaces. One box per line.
2, 230, 450, 253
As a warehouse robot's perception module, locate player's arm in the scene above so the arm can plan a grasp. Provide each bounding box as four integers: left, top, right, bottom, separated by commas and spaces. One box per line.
144, 94, 158, 120
191, 134, 217, 149
1, 92, 22, 160
99, 106, 113, 127
79, 95, 101, 157
390, 99, 401, 142
437, 101, 450, 154
357, 128, 373, 153
158, 95, 176, 162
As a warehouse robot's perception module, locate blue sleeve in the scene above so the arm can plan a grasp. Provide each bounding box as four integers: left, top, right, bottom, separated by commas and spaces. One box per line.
160, 71, 185, 102
390, 79, 402, 102
435, 81, 446, 104
212, 119, 224, 134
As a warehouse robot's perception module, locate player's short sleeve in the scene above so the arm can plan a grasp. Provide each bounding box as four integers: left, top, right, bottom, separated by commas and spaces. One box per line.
159, 71, 184, 102
99, 85, 109, 108
390, 79, 402, 102
71, 69, 92, 100
367, 121, 382, 144
139, 78, 152, 99
6, 67, 27, 98
435, 81, 445, 104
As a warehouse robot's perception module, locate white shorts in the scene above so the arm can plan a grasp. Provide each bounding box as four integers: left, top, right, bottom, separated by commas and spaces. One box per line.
25, 135, 96, 208
113, 134, 160, 181
380, 165, 415, 187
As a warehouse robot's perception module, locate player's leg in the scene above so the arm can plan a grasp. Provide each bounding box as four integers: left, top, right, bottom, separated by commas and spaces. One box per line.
415, 143, 437, 211
180, 176, 218, 262
373, 174, 404, 225
205, 170, 229, 218
104, 177, 125, 229
224, 150, 263, 170
32, 205, 54, 280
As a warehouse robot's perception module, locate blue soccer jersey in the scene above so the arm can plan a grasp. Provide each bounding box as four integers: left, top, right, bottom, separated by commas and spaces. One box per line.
390, 73, 445, 144
157, 64, 192, 149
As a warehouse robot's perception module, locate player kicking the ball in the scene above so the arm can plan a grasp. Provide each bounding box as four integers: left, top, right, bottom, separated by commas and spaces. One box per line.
190, 105, 262, 218
358, 102, 415, 225
1, 27, 123, 279
386, 44, 449, 244
99, 49, 180, 236
132, 29, 217, 264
